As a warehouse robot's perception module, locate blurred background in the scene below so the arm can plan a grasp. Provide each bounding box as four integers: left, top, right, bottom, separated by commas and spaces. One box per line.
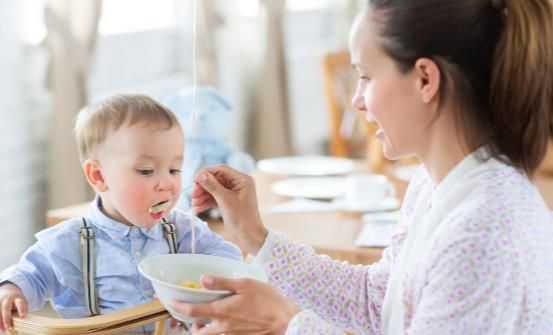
0, 0, 367, 268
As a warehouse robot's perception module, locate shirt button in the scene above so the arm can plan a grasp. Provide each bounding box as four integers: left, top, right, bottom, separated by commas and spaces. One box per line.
134, 251, 143, 257
145, 289, 154, 297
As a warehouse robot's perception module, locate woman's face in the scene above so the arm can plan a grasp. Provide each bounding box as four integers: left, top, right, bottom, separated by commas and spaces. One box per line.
349, 13, 432, 160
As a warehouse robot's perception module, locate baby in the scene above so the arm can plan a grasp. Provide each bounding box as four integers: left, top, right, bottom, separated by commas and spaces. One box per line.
0, 94, 241, 333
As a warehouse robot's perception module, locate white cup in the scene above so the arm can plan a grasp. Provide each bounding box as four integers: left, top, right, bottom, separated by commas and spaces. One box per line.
344, 174, 396, 209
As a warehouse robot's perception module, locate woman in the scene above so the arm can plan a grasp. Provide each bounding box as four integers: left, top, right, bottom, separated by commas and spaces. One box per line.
171, 0, 553, 334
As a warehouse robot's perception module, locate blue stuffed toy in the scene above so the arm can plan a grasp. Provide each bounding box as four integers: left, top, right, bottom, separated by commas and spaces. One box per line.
162, 86, 255, 211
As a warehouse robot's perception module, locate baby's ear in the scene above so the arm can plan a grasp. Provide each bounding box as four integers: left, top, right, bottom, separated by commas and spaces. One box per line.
83, 159, 108, 192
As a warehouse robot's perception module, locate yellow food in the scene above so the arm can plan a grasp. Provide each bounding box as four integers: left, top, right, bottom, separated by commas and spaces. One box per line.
180, 281, 203, 289
148, 200, 171, 214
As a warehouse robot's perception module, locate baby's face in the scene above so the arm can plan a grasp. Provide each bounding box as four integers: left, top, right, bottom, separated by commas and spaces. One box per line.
96, 122, 184, 228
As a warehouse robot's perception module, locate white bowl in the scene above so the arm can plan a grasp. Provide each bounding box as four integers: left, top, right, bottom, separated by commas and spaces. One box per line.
138, 254, 267, 323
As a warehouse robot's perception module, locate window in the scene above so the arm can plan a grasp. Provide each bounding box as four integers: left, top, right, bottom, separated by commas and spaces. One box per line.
100, 0, 177, 35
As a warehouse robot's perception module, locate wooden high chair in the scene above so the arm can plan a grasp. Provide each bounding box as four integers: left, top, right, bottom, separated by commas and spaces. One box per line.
7, 300, 170, 334
7, 211, 173, 335
8, 298, 352, 335
321, 50, 387, 172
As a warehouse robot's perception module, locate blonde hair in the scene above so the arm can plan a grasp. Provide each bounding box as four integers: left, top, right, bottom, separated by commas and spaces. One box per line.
75, 94, 180, 161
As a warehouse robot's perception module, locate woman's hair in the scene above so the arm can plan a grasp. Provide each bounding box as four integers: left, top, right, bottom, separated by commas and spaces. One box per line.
74, 94, 180, 161
366, 0, 553, 175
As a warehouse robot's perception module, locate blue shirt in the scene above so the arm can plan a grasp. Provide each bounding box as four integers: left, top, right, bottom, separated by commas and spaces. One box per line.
0, 198, 241, 321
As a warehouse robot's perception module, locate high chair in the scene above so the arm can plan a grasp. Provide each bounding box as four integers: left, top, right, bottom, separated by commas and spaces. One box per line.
6, 212, 176, 334
7, 300, 170, 334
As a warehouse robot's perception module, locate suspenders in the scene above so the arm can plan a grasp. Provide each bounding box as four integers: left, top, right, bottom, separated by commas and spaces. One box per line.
80, 217, 178, 316
161, 217, 178, 254
80, 218, 99, 316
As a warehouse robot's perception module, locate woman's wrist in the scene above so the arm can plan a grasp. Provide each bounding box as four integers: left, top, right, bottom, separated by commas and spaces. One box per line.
276, 301, 300, 335
243, 221, 269, 256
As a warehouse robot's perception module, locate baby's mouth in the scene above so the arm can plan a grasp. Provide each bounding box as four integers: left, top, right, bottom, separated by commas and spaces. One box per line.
148, 199, 172, 214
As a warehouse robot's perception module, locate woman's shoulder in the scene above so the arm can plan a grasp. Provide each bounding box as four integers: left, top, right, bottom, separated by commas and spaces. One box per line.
445, 162, 552, 244
471, 161, 547, 214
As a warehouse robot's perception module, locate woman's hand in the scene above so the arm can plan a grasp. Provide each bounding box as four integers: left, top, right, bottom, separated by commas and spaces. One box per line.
192, 165, 268, 255
170, 275, 300, 335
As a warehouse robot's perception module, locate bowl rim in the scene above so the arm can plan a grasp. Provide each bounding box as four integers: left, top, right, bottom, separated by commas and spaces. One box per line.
138, 254, 264, 295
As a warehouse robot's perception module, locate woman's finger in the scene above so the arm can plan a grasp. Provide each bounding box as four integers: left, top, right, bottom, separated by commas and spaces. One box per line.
192, 321, 227, 335
200, 275, 248, 293
193, 199, 217, 213
190, 184, 209, 198
169, 317, 180, 329
194, 171, 231, 202
203, 164, 240, 180
190, 323, 210, 335
191, 193, 215, 208
169, 300, 217, 319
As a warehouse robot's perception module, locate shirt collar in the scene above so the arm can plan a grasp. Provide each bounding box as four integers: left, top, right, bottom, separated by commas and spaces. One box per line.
86, 196, 164, 241
431, 146, 493, 206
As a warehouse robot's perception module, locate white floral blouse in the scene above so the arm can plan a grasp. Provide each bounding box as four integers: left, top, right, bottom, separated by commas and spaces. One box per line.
254, 152, 553, 334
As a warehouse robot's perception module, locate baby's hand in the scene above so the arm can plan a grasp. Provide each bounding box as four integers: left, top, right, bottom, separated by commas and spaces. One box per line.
0, 283, 28, 332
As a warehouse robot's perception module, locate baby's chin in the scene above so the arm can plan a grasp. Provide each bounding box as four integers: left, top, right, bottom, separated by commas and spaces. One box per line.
114, 212, 165, 228
132, 219, 160, 229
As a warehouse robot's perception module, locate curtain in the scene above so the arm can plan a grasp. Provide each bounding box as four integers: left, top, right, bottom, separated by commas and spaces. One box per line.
251, 0, 293, 159
0, 0, 38, 269
44, 0, 102, 209
196, 0, 221, 86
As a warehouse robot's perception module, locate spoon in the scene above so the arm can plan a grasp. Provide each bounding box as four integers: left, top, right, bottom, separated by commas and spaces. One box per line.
148, 184, 196, 213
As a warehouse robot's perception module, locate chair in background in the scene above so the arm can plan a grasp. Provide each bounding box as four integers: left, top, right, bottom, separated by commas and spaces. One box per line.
321, 50, 386, 172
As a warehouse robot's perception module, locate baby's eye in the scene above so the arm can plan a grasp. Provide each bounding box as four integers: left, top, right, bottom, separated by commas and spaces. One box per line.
359, 76, 371, 82
170, 169, 181, 175
137, 169, 153, 176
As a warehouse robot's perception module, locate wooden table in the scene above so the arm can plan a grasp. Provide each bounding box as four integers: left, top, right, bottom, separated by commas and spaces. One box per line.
47, 162, 408, 265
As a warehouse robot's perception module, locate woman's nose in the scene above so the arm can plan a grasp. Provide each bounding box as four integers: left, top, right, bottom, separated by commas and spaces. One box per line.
351, 93, 366, 111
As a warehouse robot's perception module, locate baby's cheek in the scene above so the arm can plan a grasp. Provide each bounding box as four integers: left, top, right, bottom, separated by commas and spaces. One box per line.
122, 187, 150, 212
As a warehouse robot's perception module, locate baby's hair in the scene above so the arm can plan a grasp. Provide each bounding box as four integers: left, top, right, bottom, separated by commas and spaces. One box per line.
365, 0, 553, 175
75, 94, 180, 161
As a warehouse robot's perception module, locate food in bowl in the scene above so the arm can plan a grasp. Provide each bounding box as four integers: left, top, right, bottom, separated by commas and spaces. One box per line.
180, 280, 204, 289
138, 254, 267, 323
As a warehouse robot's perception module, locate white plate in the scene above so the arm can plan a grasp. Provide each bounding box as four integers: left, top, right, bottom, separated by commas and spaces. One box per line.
257, 156, 355, 176
271, 177, 345, 200
355, 211, 401, 247
332, 197, 400, 213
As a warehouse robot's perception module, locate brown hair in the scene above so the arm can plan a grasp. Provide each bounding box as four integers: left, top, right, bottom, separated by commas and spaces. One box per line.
366, 0, 553, 175
75, 94, 180, 161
